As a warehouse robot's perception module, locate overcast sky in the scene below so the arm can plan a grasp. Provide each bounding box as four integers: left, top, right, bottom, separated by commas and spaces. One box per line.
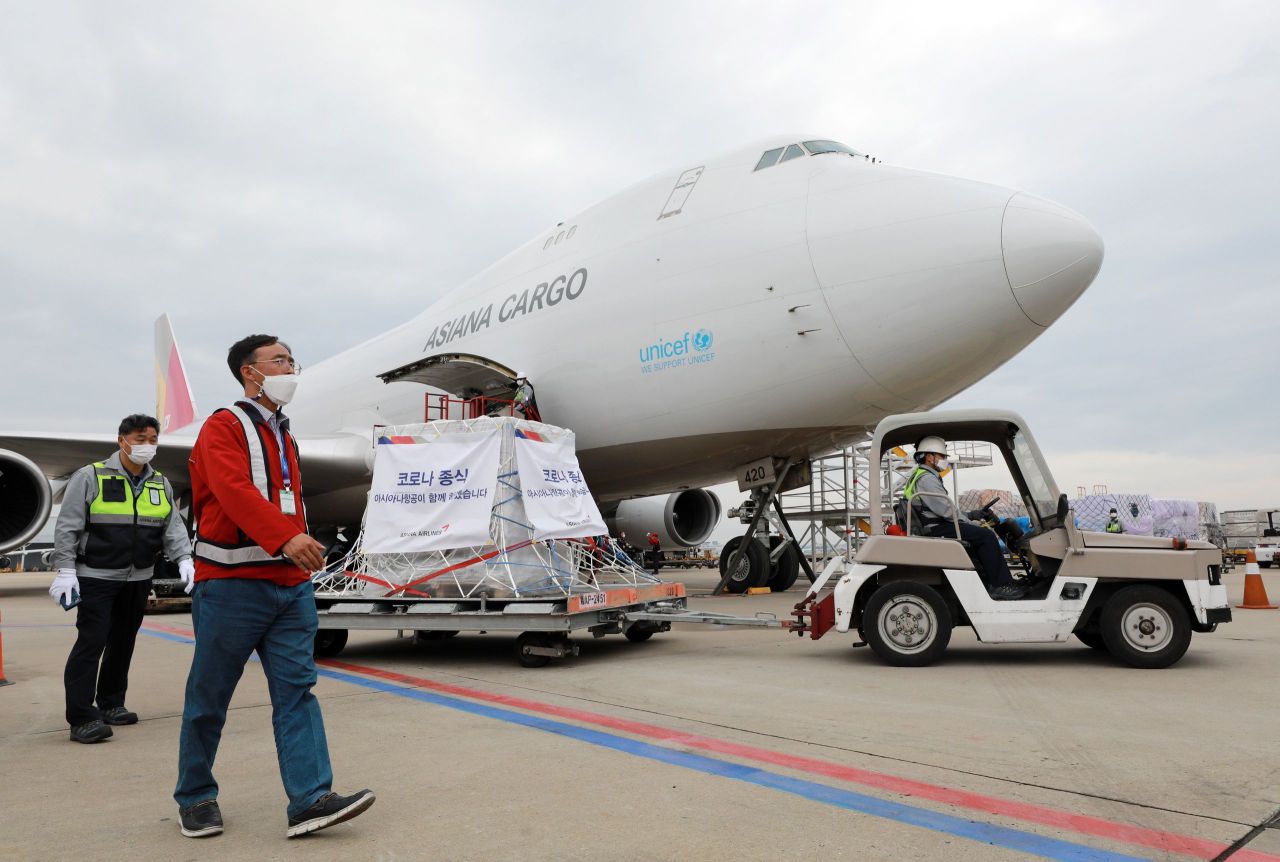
2, 1, 1277, 524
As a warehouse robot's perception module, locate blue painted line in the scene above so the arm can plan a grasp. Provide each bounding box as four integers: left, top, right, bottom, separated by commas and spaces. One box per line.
315, 666, 1143, 862
143, 629, 194, 645
139, 629, 1142, 862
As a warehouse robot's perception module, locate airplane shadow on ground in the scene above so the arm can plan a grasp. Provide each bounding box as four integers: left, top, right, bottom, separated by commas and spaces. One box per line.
331, 630, 1219, 675
332, 629, 743, 672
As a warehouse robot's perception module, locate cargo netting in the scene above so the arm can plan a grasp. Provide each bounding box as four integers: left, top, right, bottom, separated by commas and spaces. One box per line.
312, 417, 661, 599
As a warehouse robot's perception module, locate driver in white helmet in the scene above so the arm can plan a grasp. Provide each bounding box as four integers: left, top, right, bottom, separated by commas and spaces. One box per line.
904, 436, 1024, 600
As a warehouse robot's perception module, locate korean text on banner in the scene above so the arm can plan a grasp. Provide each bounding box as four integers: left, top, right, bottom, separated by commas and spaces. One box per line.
364, 430, 501, 553
514, 433, 607, 540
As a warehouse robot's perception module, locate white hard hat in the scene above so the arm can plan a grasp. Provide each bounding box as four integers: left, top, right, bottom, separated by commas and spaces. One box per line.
915, 435, 948, 458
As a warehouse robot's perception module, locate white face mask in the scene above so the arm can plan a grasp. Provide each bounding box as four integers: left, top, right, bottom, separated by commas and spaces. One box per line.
934, 457, 949, 471
126, 443, 158, 466
254, 371, 300, 406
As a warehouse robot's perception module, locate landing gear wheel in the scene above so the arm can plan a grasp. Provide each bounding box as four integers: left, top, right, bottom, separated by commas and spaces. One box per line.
1074, 629, 1107, 651
861, 582, 952, 667
314, 629, 348, 658
718, 537, 770, 594
766, 537, 801, 592
624, 626, 655, 643
1100, 585, 1192, 669
515, 632, 553, 668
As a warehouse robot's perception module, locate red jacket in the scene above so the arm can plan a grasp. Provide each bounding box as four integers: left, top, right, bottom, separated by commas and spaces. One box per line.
189, 402, 309, 585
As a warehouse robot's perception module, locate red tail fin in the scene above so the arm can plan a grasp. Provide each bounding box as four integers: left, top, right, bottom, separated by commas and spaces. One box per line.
154, 314, 198, 432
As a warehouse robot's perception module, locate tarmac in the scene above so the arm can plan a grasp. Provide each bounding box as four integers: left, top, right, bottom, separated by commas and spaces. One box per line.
1, 567, 1278, 862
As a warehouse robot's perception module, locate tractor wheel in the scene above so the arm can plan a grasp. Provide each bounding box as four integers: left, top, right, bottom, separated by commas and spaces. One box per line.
1100, 585, 1192, 669
861, 581, 952, 667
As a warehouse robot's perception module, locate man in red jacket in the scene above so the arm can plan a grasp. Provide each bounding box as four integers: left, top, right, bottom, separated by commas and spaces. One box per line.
173, 334, 375, 840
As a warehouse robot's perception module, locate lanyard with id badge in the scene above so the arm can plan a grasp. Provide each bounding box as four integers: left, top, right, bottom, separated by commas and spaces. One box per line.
275, 427, 298, 515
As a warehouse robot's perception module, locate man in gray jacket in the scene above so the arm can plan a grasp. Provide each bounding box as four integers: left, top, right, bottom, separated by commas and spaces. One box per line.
904, 436, 1023, 600
50, 413, 193, 743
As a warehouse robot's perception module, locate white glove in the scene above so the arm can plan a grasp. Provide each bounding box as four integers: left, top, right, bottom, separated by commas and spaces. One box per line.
177, 558, 196, 594
49, 569, 79, 607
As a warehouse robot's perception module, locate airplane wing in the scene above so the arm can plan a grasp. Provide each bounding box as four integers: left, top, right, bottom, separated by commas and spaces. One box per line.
0, 431, 193, 485
0, 430, 372, 495
0, 428, 373, 551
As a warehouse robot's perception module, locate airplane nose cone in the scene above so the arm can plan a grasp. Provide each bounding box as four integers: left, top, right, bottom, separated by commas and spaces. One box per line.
1002, 193, 1104, 326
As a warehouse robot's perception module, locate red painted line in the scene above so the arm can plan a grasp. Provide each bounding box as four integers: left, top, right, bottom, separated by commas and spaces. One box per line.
319, 659, 1277, 862
142, 622, 1278, 862
145, 621, 194, 637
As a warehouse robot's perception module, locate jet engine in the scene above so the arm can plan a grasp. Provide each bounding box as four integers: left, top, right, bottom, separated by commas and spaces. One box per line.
603, 490, 722, 549
0, 450, 53, 553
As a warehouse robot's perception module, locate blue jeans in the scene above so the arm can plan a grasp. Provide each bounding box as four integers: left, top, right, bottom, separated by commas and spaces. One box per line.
174, 578, 332, 818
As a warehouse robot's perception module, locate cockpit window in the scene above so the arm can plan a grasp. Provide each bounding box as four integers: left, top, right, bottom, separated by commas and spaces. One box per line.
754, 148, 784, 171
803, 140, 863, 157
779, 144, 806, 163
755, 140, 865, 172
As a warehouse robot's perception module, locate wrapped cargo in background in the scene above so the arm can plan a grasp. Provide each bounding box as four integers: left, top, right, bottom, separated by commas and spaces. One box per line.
959, 489, 1028, 520
1151, 498, 1200, 539
1071, 494, 1153, 534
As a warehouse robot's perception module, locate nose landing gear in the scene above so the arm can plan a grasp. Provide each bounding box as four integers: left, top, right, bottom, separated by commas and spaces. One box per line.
714, 458, 816, 595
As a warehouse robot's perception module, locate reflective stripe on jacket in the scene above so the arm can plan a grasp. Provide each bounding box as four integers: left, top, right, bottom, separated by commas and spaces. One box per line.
189, 401, 309, 585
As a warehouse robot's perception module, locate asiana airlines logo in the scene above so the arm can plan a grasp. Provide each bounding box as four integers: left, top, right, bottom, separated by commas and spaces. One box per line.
638, 328, 716, 375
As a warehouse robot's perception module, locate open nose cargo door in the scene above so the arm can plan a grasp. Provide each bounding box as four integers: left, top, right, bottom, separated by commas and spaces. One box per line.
379, 353, 520, 398
380, 353, 532, 420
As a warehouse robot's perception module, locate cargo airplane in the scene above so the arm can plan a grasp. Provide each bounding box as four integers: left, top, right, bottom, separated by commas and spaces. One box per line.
0, 134, 1103, 564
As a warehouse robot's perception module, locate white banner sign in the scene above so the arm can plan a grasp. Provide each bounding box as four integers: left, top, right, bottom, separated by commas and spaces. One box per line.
514, 432, 607, 540
363, 430, 501, 553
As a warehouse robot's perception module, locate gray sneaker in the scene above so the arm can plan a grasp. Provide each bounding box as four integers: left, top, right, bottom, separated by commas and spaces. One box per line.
179, 800, 223, 838
286, 790, 375, 838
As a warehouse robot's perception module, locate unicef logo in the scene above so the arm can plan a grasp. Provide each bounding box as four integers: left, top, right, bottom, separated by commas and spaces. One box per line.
693, 329, 714, 352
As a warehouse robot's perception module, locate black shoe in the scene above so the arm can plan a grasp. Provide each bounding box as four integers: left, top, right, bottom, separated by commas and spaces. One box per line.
286, 790, 376, 838
179, 800, 224, 838
101, 706, 138, 725
69, 720, 113, 743
990, 584, 1027, 601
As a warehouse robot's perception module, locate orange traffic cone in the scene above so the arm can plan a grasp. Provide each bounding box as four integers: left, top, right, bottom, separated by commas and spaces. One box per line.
0, 608, 12, 686
1237, 550, 1277, 610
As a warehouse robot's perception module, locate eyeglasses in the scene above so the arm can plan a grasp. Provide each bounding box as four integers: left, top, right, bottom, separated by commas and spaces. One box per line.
251, 357, 301, 373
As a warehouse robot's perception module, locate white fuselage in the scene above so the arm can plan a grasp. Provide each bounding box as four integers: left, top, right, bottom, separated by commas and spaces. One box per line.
282, 135, 1103, 515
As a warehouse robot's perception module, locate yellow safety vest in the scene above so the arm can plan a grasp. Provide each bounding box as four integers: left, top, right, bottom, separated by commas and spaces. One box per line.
81, 461, 173, 570
903, 467, 927, 500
